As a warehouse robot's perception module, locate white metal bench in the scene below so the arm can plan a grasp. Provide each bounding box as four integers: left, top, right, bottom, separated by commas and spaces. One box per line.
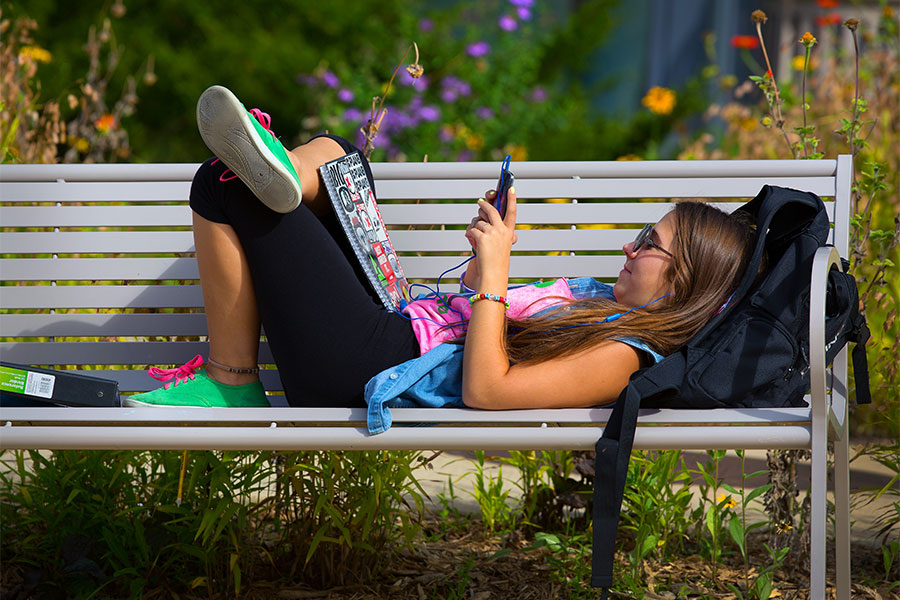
0, 157, 854, 598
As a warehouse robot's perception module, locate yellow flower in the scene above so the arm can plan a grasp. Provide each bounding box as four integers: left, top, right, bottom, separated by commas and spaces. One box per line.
465, 133, 484, 151
717, 493, 738, 509
775, 520, 793, 534
69, 137, 91, 154
792, 55, 808, 71
641, 86, 676, 115
19, 45, 52, 63
738, 117, 757, 131
616, 154, 643, 161
502, 143, 528, 162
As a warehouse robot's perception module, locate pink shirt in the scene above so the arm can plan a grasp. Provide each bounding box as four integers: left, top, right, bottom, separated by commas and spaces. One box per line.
402, 278, 576, 354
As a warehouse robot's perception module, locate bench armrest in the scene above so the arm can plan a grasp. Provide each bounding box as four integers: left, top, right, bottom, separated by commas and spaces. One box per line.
809, 246, 846, 439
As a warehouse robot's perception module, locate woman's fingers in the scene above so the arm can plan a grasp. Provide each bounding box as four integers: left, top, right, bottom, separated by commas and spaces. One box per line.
503, 187, 518, 229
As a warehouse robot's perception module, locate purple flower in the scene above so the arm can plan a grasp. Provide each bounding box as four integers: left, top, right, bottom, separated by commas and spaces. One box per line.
418, 18, 434, 32
322, 70, 339, 89
517, 7, 531, 20
399, 70, 429, 90
476, 106, 494, 119
418, 105, 441, 122
457, 150, 473, 161
441, 88, 458, 103
499, 15, 518, 30
343, 107, 363, 123
296, 74, 317, 86
508, 0, 533, 6
442, 76, 472, 98
531, 86, 547, 102
439, 126, 454, 143
337, 88, 355, 102
466, 41, 491, 57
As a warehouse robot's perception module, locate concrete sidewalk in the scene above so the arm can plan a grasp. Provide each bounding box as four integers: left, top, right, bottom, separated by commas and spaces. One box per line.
412, 448, 897, 546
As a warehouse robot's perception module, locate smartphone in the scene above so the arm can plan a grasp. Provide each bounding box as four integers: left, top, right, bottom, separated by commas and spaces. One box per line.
493, 154, 515, 218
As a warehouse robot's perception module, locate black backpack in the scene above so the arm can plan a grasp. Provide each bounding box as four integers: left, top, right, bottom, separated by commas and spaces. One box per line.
590, 185, 871, 597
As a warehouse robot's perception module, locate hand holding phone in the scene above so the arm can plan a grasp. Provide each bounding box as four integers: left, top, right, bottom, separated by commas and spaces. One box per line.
492, 154, 515, 218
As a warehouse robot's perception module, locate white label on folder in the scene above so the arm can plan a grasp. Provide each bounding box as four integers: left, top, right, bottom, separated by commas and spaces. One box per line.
25, 371, 55, 399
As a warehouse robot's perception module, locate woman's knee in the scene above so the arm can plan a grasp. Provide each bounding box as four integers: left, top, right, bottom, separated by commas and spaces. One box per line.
189, 157, 231, 224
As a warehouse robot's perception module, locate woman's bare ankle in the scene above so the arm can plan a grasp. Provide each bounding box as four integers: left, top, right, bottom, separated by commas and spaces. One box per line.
206, 361, 259, 386
290, 137, 346, 214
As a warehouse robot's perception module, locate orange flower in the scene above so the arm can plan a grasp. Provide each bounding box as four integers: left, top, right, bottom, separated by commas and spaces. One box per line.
816, 0, 838, 8
730, 35, 760, 50
641, 86, 677, 115
816, 13, 843, 26
799, 32, 817, 48
95, 114, 116, 133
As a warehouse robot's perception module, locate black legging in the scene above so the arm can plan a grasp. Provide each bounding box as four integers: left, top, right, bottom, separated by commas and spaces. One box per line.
189, 134, 420, 408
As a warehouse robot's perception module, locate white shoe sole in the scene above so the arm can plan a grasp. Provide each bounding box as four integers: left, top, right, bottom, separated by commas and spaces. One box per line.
196, 85, 301, 213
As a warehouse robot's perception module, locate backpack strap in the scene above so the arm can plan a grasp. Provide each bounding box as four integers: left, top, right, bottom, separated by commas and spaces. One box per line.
591, 384, 639, 597
826, 265, 872, 405
852, 339, 871, 405
591, 356, 685, 596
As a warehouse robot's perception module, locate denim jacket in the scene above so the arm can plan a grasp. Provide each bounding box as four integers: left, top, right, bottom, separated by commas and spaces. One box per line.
364, 278, 663, 434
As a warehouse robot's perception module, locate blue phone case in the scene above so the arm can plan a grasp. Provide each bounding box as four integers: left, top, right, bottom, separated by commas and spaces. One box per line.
493, 154, 515, 218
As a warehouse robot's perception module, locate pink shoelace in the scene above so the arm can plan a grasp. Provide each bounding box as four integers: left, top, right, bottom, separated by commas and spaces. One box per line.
211, 108, 277, 182
149, 354, 204, 390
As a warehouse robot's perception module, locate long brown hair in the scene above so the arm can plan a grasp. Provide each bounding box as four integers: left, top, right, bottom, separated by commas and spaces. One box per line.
505, 201, 760, 364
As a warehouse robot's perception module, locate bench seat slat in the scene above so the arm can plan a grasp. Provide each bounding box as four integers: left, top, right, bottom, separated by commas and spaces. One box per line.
0, 406, 812, 424
0, 424, 814, 451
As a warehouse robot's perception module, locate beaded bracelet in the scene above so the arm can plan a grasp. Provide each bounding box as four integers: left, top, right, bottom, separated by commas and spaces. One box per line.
468, 292, 510, 310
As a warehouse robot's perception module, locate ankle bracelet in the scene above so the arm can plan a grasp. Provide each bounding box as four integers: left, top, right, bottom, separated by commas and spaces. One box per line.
207, 358, 260, 375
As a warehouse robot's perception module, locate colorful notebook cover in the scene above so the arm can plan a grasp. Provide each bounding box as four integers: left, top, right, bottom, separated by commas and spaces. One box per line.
319, 153, 410, 311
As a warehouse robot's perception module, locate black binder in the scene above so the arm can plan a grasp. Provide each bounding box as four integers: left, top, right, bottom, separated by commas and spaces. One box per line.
0, 362, 120, 407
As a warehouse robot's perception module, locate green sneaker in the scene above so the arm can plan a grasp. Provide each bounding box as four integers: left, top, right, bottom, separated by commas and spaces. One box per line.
196, 84, 302, 213
123, 355, 269, 408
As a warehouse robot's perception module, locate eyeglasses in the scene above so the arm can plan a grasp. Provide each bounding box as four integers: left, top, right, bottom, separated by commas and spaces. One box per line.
632, 224, 673, 257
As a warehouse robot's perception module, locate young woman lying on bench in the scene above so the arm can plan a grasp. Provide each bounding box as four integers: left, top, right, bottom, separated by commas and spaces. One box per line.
125, 85, 758, 411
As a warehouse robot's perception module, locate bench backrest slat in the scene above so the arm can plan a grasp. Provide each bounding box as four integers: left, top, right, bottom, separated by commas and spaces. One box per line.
1, 341, 274, 365
0, 159, 849, 393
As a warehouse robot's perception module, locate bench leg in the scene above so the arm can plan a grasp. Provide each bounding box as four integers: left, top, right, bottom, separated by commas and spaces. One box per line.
810, 417, 827, 598
834, 430, 851, 600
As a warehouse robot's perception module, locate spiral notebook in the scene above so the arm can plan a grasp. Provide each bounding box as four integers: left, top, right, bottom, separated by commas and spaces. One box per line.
319, 153, 411, 311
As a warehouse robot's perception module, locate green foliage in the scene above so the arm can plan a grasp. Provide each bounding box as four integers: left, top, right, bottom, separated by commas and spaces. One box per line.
467, 450, 516, 534
0, 449, 428, 597
4, 0, 708, 164
620, 450, 693, 575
